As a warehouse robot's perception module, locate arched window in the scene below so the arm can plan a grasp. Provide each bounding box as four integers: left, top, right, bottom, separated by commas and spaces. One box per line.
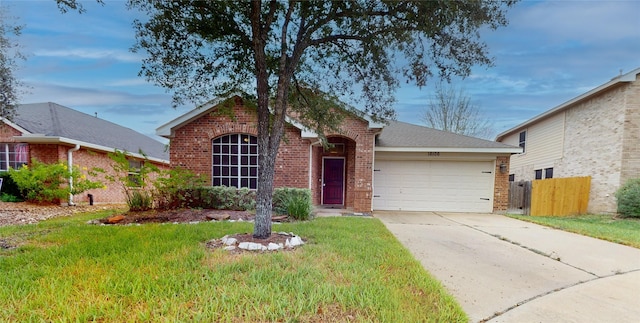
212, 134, 258, 189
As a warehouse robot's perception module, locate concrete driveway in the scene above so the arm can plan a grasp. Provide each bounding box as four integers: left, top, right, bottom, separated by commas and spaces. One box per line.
375, 211, 640, 323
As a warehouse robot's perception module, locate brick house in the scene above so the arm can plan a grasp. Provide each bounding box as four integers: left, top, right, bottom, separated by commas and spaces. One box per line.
496, 67, 640, 214
0, 102, 170, 205
157, 96, 520, 213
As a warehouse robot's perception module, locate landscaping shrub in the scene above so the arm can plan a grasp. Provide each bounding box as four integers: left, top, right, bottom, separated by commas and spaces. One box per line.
0, 172, 23, 201
273, 187, 312, 219
284, 193, 312, 220
153, 167, 207, 209
1, 192, 22, 202
615, 178, 640, 218
127, 190, 153, 211
106, 150, 158, 211
198, 186, 256, 210
8, 160, 103, 204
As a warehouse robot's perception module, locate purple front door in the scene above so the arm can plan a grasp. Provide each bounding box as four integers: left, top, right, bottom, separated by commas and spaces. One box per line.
322, 158, 344, 205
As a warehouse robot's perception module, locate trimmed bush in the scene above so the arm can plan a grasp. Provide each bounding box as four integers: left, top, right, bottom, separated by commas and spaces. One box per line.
199, 186, 256, 210
616, 178, 640, 218
154, 167, 207, 209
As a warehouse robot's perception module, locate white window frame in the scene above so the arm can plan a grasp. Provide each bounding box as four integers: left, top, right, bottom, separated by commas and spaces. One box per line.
0, 143, 29, 171
212, 134, 258, 189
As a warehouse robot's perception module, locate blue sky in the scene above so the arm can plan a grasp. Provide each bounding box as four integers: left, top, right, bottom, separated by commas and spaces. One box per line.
5, 0, 640, 142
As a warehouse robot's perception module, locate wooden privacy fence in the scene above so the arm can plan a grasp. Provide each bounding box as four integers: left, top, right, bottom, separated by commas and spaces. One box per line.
509, 176, 591, 216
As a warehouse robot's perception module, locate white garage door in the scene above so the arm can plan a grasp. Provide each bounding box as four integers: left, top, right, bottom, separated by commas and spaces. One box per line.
373, 160, 494, 212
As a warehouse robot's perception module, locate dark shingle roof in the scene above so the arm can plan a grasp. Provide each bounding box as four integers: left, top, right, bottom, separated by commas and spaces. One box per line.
14, 102, 168, 161
376, 120, 517, 149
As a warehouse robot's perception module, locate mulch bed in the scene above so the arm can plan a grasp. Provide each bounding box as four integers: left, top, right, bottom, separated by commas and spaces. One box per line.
94, 208, 299, 253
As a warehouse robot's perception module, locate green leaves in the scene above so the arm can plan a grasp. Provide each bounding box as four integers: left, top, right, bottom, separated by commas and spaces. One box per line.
8, 160, 104, 204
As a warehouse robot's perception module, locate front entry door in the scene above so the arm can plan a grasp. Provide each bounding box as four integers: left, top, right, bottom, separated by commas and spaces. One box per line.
322, 158, 345, 205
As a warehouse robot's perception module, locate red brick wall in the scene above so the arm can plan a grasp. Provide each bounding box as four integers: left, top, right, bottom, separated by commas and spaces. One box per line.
169, 98, 310, 189
314, 117, 378, 213
169, 99, 379, 213
1, 122, 168, 205
0, 123, 22, 142
493, 155, 510, 212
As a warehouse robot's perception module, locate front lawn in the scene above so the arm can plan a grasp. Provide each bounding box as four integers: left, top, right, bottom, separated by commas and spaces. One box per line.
0, 210, 466, 322
510, 214, 640, 248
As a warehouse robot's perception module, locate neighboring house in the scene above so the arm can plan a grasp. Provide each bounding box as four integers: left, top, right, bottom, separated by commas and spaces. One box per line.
0, 102, 170, 205
496, 67, 640, 214
157, 96, 521, 214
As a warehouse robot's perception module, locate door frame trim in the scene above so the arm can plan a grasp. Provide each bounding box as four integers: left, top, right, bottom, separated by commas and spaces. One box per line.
321, 157, 346, 205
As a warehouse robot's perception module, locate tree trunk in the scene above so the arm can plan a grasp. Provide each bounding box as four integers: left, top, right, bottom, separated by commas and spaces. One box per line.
253, 136, 275, 239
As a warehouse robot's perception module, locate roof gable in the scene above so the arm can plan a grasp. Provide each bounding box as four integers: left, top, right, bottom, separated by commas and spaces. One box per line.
156, 95, 384, 139
496, 67, 640, 141
9, 102, 168, 162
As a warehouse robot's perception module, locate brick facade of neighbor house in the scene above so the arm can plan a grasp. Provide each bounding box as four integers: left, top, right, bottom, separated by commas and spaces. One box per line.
497, 68, 640, 214
0, 120, 168, 206
167, 97, 380, 213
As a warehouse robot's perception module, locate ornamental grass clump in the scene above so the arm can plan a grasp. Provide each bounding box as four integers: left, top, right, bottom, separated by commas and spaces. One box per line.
615, 178, 640, 218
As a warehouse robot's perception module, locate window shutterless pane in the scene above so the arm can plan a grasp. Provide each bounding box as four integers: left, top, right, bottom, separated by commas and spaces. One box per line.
249, 178, 257, 189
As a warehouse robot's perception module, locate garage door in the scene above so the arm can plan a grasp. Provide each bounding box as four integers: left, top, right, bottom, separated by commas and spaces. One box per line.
373, 160, 494, 212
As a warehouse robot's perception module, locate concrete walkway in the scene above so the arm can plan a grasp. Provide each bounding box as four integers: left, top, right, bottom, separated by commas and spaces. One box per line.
375, 212, 640, 323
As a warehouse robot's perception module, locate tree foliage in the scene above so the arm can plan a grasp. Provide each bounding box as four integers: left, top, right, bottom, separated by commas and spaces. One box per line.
128, 0, 516, 238
422, 83, 494, 139
0, 5, 26, 120
58, 0, 517, 238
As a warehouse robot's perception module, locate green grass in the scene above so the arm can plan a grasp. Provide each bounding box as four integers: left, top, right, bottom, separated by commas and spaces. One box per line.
510, 214, 640, 248
0, 211, 466, 322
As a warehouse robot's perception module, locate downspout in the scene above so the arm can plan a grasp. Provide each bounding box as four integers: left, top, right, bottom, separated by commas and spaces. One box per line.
68, 144, 80, 206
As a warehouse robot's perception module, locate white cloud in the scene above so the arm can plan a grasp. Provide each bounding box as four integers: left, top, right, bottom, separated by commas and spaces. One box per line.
512, 1, 640, 43
33, 48, 141, 63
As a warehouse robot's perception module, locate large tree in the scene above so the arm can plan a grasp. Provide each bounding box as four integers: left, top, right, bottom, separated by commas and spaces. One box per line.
422, 83, 494, 139
0, 5, 26, 119
61, 0, 517, 238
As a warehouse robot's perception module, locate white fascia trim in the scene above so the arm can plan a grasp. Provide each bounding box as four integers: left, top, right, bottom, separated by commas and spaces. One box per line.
156, 94, 383, 138
1, 117, 31, 135
375, 146, 523, 154
496, 67, 640, 141
156, 97, 230, 137
15, 135, 170, 165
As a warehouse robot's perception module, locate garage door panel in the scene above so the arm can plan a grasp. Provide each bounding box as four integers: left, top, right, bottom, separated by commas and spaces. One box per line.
374, 160, 494, 213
